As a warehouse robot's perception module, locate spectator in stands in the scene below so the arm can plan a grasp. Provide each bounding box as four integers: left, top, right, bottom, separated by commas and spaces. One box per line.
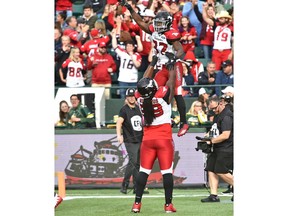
80, 28, 111, 84
55, 100, 70, 127
87, 41, 117, 99
55, 0, 73, 18
171, 99, 181, 128
178, 16, 198, 53
94, 19, 108, 37
126, 9, 155, 78
63, 16, 90, 49
206, 0, 225, 14
181, 61, 194, 97
149, 0, 165, 14
66, 94, 95, 129
184, 50, 204, 85
85, 0, 107, 18
186, 100, 208, 126
215, 60, 233, 97
182, 0, 205, 46
81, 4, 98, 30
60, 47, 87, 87
202, 4, 233, 72
55, 35, 71, 86
207, 96, 218, 122
198, 61, 216, 96
101, 3, 114, 32
198, 87, 212, 114
221, 85, 234, 98
162, 0, 182, 30
55, 27, 63, 52
56, 10, 68, 31
193, 3, 215, 60
76, 17, 90, 45
111, 29, 142, 99
80, 28, 111, 58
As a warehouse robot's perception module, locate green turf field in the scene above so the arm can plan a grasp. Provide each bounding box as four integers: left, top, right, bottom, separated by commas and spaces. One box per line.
55, 187, 233, 216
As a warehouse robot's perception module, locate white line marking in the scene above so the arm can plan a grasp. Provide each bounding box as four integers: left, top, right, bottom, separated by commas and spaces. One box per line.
63, 194, 232, 200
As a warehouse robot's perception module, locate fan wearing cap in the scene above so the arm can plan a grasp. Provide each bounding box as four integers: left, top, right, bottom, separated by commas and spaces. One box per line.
63, 16, 89, 49
116, 88, 144, 195
221, 85, 234, 112
86, 41, 117, 99
198, 87, 212, 114
76, 16, 90, 44
80, 28, 111, 58
215, 60, 233, 97
202, 2, 233, 72
183, 50, 204, 84
80, 28, 111, 85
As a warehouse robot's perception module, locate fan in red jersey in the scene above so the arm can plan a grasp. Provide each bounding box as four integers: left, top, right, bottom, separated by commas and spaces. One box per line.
202, 3, 233, 71
63, 16, 90, 49
120, 0, 189, 137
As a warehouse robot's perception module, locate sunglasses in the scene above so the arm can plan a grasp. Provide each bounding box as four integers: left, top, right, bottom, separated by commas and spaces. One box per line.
210, 105, 219, 111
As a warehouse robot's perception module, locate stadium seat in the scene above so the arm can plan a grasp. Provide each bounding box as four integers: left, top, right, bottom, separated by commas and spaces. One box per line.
194, 46, 204, 58
197, 58, 209, 68
72, 0, 85, 17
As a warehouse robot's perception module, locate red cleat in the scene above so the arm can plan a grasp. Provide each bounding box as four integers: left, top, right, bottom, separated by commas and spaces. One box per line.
177, 123, 189, 137
55, 194, 63, 208
131, 202, 141, 213
164, 203, 177, 213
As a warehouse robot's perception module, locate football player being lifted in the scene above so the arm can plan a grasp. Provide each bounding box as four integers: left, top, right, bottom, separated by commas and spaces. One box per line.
120, 0, 189, 136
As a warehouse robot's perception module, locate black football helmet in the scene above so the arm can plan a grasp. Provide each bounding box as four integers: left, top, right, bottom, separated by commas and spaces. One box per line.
153, 11, 173, 33
137, 77, 158, 99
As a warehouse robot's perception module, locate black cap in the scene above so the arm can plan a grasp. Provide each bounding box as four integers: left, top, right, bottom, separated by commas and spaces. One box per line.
125, 88, 135, 97
77, 17, 86, 24
222, 60, 233, 68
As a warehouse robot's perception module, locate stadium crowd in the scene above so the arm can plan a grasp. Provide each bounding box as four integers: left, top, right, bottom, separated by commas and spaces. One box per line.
54, 0, 233, 98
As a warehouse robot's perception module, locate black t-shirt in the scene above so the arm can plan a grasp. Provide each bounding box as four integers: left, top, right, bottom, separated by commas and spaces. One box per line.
213, 106, 233, 152
119, 104, 143, 144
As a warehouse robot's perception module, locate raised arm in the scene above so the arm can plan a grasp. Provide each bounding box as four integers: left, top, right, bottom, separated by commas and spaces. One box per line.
143, 55, 158, 78
120, 0, 152, 34
202, 2, 214, 26
172, 40, 185, 60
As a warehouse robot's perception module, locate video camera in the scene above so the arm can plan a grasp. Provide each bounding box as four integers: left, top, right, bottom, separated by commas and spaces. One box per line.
195, 136, 213, 154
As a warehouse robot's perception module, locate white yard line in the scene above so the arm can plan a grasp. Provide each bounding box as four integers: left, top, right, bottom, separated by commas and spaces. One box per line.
64, 194, 232, 200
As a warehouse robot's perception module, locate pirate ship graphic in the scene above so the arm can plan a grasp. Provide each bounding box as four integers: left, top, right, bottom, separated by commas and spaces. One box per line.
64, 137, 187, 185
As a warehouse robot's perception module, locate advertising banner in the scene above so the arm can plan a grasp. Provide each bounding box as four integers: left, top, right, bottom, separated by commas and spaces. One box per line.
55, 132, 206, 187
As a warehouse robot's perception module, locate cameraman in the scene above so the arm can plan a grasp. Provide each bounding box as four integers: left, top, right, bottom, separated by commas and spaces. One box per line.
201, 96, 234, 203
